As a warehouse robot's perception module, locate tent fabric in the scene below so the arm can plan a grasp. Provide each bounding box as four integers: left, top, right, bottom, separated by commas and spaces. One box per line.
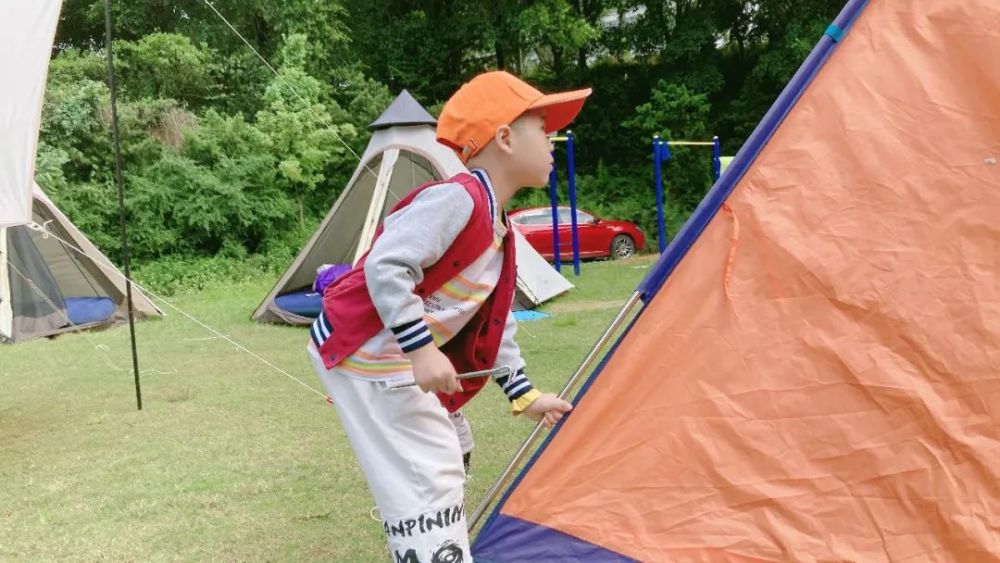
1, 184, 163, 343
475, 515, 636, 563
474, 1, 1000, 561
6, 223, 65, 337
0, 0, 62, 228
253, 92, 573, 325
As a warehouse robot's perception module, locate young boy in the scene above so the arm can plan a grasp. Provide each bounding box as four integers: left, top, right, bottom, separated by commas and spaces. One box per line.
307, 71, 590, 561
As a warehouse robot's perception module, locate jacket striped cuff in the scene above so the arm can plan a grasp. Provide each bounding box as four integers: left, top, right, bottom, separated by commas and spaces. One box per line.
392, 319, 434, 352
495, 368, 534, 401
310, 310, 334, 349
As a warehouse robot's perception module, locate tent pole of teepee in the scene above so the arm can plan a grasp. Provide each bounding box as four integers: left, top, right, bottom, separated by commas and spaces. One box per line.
102, 0, 142, 411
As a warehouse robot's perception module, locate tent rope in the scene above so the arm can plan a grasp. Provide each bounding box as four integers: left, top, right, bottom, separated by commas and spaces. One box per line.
6, 258, 176, 376
20, 222, 332, 404
201, 0, 399, 201
27, 219, 104, 297
4, 255, 130, 373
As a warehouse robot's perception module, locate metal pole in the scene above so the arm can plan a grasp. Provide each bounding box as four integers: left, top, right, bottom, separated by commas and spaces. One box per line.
654, 136, 666, 254
548, 155, 561, 271
712, 136, 722, 182
566, 131, 580, 276
103, 0, 142, 411
468, 291, 645, 532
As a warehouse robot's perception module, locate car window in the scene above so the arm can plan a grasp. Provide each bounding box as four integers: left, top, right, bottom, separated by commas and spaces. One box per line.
512, 212, 538, 225
557, 208, 595, 224
521, 212, 555, 225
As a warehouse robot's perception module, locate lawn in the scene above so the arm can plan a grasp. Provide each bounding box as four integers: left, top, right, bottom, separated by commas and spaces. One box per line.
0, 255, 655, 561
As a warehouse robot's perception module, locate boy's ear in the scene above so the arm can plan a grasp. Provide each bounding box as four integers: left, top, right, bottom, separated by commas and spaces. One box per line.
494, 125, 514, 155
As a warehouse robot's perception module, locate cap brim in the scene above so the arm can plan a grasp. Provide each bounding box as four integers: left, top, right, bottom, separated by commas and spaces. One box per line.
527, 88, 592, 134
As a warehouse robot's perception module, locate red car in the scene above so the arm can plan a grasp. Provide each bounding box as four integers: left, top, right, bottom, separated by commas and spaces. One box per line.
509, 207, 646, 260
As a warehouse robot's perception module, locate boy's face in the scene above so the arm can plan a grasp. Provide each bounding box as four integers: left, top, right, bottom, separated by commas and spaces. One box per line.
507, 110, 555, 188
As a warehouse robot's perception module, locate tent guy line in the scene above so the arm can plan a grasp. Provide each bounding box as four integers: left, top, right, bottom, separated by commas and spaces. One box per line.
16, 219, 332, 404
200, 0, 396, 201
5, 248, 133, 375
4, 253, 175, 377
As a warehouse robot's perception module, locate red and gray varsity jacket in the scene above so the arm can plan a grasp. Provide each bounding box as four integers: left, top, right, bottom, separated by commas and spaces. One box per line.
316, 172, 517, 412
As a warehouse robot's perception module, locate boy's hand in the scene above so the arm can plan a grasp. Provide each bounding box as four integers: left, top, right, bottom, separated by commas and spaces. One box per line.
406, 345, 462, 394
522, 393, 573, 428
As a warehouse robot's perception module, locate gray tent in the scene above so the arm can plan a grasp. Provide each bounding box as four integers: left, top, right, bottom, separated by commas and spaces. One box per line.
253, 91, 573, 325
0, 184, 162, 343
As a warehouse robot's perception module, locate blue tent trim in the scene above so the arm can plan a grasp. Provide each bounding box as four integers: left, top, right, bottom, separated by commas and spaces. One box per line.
473, 0, 871, 559
474, 515, 638, 562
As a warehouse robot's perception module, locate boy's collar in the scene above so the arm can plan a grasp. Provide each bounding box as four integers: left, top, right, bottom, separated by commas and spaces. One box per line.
469, 167, 494, 192
469, 168, 498, 222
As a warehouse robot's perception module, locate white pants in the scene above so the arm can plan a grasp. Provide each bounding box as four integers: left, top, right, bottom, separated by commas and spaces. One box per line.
451, 410, 474, 457
309, 348, 472, 563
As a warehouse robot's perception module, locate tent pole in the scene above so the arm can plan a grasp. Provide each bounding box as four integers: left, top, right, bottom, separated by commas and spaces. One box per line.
103, 0, 142, 411
468, 291, 644, 532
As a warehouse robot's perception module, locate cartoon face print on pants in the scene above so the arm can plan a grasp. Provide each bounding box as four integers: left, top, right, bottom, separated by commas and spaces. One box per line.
431, 540, 463, 563
391, 541, 464, 563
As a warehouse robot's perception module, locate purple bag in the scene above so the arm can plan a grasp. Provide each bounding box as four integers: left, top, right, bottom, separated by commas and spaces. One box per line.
313, 263, 352, 294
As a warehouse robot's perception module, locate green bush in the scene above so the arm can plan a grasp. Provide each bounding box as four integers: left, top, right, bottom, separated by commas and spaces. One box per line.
132, 250, 298, 297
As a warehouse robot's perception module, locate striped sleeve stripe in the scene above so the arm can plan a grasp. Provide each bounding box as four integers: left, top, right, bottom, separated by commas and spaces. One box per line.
392, 320, 427, 340
310, 323, 323, 348
392, 320, 433, 352
317, 312, 332, 339
399, 332, 433, 352
310, 312, 333, 348
495, 368, 534, 401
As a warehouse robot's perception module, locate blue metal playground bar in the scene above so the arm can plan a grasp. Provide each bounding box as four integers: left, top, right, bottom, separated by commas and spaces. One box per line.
548, 131, 580, 275
652, 136, 722, 253
638, 0, 869, 299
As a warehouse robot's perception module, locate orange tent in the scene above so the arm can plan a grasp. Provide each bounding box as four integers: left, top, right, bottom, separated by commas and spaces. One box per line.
473, 0, 1000, 560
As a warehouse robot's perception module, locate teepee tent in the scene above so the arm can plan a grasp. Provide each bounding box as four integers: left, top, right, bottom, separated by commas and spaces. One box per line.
253, 91, 573, 325
0, 184, 162, 344
474, 1, 1000, 560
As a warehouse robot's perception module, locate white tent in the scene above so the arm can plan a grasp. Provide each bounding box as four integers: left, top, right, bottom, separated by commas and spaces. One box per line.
0, 184, 163, 343
253, 90, 573, 325
0, 1, 62, 228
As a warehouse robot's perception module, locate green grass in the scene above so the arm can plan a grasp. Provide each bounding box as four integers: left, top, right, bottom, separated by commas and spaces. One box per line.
0, 255, 654, 561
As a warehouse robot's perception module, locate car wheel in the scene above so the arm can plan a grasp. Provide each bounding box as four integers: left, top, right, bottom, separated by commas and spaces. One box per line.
610, 235, 635, 259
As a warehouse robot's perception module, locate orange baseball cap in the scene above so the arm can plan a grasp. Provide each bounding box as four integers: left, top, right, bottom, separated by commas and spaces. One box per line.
437, 71, 592, 162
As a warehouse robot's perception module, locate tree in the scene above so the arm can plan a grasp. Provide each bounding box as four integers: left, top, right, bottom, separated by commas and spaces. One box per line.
116, 33, 216, 109
254, 34, 356, 226
623, 80, 713, 207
